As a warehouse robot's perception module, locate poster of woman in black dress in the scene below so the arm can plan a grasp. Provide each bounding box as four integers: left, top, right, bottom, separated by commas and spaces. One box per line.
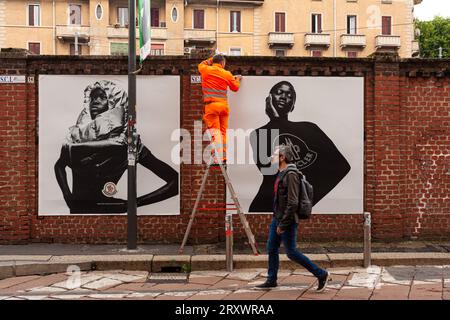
52, 80, 178, 214
226, 77, 363, 214
248, 81, 351, 212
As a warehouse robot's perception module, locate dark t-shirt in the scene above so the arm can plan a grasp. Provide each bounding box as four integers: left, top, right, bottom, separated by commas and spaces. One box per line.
249, 119, 351, 212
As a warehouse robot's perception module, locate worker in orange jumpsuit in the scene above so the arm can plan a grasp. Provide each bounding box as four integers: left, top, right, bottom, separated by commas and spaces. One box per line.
198, 54, 241, 164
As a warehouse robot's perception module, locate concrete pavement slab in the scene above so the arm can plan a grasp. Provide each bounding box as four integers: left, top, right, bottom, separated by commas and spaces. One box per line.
0, 275, 41, 290
51, 273, 104, 289
188, 276, 223, 285
82, 277, 123, 290
190, 271, 229, 277
332, 287, 374, 300
299, 288, 338, 300
222, 289, 266, 300
226, 271, 260, 281
210, 278, 249, 290
191, 255, 226, 271
372, 252, 450, 266
187, 289, 232, 300
258, 286, 306, 300
370, 284, 411, 300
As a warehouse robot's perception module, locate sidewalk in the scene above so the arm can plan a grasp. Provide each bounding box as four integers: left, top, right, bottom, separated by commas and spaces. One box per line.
1, 241, 450, 280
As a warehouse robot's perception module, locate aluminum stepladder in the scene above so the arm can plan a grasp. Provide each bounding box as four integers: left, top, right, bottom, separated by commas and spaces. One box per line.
178, 138, 260, 271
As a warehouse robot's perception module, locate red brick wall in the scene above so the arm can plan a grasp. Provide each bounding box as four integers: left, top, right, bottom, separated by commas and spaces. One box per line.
0, 53, 448, 244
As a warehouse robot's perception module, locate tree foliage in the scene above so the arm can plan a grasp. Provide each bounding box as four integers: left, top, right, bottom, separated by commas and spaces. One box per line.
416, 16, 450, 58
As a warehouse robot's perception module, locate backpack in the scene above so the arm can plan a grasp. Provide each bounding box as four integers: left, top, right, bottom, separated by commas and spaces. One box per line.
283, 167, 314, 220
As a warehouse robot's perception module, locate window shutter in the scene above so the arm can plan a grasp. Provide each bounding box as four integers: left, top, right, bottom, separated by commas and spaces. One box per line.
237, 11, 241, 32
382, 16, 391, 35
318, 14, 322, 33
151, 8, 159, 27
29, 5, 34, 26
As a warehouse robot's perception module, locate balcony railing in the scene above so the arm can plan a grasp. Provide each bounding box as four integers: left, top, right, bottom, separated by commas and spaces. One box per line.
56, 25, 90, 41
340, 34, 366, 48
304, 33, 331, 48
375, 35, 401, 49
184, 29, 216, 43
268, 32, 295, 47
107, 26, 167, 40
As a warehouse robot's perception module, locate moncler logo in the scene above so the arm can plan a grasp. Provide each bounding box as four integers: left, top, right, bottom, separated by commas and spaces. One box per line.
273, 133, 318, 169
102, 182, 118, 197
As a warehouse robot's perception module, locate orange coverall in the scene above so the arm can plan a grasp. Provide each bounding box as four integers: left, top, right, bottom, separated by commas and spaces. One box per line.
198, 57, 241, 162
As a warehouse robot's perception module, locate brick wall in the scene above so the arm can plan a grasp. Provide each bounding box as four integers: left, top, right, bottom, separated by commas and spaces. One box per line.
0, 52, 449, 244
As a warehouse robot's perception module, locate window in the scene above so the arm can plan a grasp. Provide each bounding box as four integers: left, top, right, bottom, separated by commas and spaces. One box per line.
382, 16, 392, 35
193, 9, 204, 29
110, 42, 128, 55
151, 43, 164, 56
230, 11, 241, 33
28, 4, 40, 26
347, 15, 357, 34
69, 4, 81, 25
151, 8, 159, 27
171, 7, 178, 23
312, 14, 322, 33
28, 42, 40, 54
70, 43, 82, 55
95, 4, 103, 20
229, 48, 241, 56
275, 12, 285, 32
275, 49, 285, 57
117, 7, 128, 26
312, 50, 322, 57
347, 51, 358, 58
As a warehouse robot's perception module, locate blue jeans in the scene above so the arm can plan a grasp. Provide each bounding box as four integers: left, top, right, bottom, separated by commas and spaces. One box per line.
267, 217, 326, 283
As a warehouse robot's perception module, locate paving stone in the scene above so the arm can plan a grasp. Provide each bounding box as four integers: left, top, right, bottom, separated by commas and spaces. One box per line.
82, 278, 123, 290
370, 284, 411, 300
149, 283, 209, 291
104, 273, 146, 283
258, 287, 305, 300
0, 275, 41, 290
414, 266, 443, 283
52, 274, 104, 289
226, 271, 260, 281
409, 283, 443, 300
27, 286, 67, 293
119, 270, 149, 277
222, 289, 266, 300
188, 276, 223, 285
279, 274, 316, 286
187, 289, 232, 300
51, 294, 87, 300
346, 272, 380, 289
443, 288, 450, 300
103, 282, 147, 292
190, 271, 229, 278
299, 288, 338, 300
156, 291, 198, 300
16, 295, 48, 300
210, 279, 248, 289
88, 293, 128, 299
381, 267, 413, 285
333, 287, 374, 300
125, 292, 161, 300
18, 273, 69, 292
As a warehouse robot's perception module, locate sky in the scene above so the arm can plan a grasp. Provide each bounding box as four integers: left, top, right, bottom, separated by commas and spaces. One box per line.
414, 0, 450, 21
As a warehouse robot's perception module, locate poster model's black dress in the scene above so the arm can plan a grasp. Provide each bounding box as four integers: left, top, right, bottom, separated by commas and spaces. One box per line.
54, 80, 178, 214
249, 81, 351, 212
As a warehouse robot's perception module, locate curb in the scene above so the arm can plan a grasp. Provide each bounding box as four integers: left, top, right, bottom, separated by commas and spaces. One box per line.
0, 252, 449, 280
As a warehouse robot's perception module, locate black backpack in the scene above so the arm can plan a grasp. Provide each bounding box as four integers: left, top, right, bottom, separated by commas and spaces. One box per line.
284, 167, 314, 220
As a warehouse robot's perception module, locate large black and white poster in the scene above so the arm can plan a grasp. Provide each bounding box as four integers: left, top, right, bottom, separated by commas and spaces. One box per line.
227, 77, 363, 214
39, 75, 180, 215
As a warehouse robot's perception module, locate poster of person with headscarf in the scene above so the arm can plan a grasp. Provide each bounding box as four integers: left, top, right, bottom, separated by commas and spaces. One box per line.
226, 77, 364, 214
39, 76, 180, 215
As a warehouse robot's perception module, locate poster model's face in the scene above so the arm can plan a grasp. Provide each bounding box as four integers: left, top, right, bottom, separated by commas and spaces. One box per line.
39, 75, 180, 216
227, 77, 364, 214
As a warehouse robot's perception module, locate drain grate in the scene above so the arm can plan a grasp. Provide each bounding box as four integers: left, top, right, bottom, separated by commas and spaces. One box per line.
147, 272, 189, 283
147, 266, 189, 283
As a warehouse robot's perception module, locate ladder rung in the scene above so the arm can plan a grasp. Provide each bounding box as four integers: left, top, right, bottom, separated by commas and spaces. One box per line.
198, 202, 236, 206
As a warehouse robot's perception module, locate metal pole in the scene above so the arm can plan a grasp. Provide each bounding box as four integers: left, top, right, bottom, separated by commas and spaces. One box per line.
225, 211, 233, 272
363, 212, 371, 268
127, 0, 137, 250
438, 47, 443, 59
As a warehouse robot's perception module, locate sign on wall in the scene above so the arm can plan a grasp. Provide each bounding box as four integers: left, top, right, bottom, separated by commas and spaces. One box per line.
226, 77, 364, 214
38, 75, 180, 215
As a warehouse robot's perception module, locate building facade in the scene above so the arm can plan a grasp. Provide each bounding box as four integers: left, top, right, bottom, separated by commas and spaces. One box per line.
0, 0, 422, 57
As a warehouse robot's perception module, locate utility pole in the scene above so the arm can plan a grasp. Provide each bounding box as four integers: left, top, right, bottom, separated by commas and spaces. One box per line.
127, 0, 138, 250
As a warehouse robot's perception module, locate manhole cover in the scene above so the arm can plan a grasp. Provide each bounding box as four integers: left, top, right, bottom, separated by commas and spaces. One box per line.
147, 273, 189, 283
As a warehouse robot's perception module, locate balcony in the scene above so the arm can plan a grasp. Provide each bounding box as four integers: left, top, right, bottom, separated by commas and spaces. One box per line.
268, 32, 295, 48
304, 33, 331, 48
186, 0, 264, 5
56, 25, 90, 42
184, 29, 216, 44
340, 34, 366, 48
107, 26, 167, 40
412, 40, 420, 56
375, 35, 401, 49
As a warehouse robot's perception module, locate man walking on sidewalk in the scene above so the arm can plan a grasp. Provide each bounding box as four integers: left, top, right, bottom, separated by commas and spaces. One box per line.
198, 54, 242, 164
256, 145, 330, 292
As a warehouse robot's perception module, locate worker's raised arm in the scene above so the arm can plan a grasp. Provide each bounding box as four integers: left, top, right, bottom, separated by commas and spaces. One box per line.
198, 57, 213, 74
226, 71, 241, 92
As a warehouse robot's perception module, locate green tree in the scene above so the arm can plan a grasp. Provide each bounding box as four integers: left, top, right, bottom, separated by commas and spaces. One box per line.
416, 16, 450, 58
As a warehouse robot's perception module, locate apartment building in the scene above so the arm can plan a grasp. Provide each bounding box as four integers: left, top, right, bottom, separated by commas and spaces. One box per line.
0, 0, 422, 57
